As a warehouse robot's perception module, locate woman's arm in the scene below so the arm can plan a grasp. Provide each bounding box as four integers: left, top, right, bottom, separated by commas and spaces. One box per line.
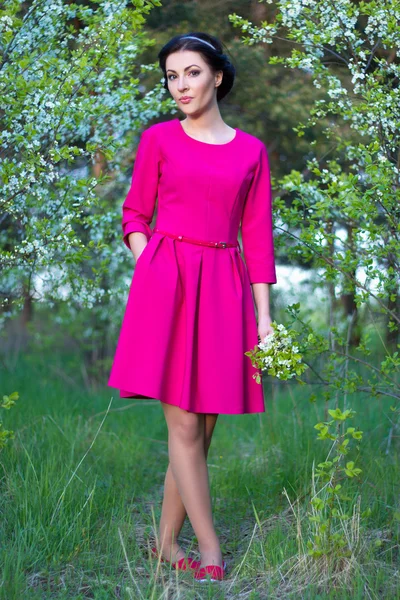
252, 283, 273, 340
240, 141, 277, 339
127, 231, 148, 264
240, 141, 277, 286
121, 125, 161, 252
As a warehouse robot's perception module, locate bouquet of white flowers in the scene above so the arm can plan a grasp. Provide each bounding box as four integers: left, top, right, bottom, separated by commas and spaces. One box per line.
245, 321, 308, 383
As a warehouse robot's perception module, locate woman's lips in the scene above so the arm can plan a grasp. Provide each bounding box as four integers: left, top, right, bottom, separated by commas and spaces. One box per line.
180, 97, 193, 104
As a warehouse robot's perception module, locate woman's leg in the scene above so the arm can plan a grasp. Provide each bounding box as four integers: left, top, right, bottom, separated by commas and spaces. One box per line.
157, 404, 221, 566
157, 413, 219, 561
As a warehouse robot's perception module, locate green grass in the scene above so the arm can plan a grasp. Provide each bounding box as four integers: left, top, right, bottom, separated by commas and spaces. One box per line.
1, 351, 399, 599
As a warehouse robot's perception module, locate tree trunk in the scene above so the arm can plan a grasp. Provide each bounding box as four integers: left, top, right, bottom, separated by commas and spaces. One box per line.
339, 223, 361, 347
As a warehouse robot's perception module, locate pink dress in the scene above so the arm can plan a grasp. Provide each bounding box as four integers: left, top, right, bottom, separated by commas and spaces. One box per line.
107, 118, 277, 414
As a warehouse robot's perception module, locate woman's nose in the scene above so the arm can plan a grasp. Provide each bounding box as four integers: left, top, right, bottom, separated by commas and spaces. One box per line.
177, 78, 189, 92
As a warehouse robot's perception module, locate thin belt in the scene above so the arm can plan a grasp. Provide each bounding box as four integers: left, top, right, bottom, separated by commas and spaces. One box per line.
153, 227, 241, 252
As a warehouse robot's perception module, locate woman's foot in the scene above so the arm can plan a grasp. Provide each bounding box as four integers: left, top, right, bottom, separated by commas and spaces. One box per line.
199, 548, 223, 570
157, 542, 186, 563
151, 543, 201, 571
194, 562, 226, 582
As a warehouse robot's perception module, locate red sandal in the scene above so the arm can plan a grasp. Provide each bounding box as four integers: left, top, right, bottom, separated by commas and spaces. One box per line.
150, 546, 201, 571
194, 561, 227, 582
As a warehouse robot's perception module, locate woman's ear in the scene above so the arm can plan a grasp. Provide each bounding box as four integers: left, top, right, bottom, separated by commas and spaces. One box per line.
215, 70, 223, 87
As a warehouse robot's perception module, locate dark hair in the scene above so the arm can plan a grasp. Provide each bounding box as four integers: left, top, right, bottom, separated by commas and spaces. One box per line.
158, 32, 236, 103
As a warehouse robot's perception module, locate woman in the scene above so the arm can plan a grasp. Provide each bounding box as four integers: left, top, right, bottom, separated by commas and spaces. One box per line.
108, 32, 277, 582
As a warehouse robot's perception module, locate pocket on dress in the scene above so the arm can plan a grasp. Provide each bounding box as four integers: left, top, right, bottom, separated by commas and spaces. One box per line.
134, 235, 154, 268
135, 248, 146, 267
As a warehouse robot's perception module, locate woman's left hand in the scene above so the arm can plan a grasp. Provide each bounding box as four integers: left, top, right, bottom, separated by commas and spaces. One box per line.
257, 315, 274, 343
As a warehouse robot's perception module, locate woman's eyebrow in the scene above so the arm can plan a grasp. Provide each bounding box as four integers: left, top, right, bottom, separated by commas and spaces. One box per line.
166, 64, 202, 73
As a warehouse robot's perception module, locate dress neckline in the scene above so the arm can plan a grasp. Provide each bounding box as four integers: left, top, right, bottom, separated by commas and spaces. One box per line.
175, 118, 239, 147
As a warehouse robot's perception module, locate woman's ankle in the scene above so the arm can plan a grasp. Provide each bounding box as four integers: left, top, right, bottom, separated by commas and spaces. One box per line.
199, 549, 223, 568
156, 540, 184, 561
198, 541, 222, 567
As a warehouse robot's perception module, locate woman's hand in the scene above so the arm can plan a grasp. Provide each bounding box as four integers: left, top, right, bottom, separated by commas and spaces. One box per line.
127, 232, 148, 264
252, 284, 273, 342
134, 248, 145, 263
257, 314, 274, 343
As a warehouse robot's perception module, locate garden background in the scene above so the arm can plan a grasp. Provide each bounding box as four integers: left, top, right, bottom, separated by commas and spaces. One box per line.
1, 0, 399, 598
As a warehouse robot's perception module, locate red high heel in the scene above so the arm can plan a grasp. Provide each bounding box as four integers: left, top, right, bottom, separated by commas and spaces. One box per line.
194, 561, 227, 582
150, 546, 201, 571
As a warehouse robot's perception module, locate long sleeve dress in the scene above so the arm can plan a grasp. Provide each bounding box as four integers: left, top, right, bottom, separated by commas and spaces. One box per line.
107, 118, 277, 414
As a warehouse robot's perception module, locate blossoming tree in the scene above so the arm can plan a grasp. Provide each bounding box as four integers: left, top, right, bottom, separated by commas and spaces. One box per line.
231, 0, 400, 568
231, 0, 399, 379
0, 0, 173, 344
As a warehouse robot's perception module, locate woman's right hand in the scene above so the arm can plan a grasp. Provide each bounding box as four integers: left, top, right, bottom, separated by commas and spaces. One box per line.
134, 248, 146, 263
127, 232, 148, 263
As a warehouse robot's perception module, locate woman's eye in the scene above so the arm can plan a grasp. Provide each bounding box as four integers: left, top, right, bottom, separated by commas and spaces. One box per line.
167, 70, 200, 81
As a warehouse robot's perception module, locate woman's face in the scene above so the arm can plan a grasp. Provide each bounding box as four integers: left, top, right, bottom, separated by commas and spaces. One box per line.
165, 50, 222, 115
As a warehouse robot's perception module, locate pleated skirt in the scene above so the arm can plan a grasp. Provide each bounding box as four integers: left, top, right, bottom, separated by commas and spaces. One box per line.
107, 230, 265, 414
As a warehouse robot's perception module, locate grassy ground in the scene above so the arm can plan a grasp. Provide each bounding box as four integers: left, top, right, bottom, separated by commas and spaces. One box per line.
1, 351, 399, 599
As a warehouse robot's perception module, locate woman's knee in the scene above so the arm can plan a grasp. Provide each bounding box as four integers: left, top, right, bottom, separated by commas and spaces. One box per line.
164, 406, 204, 446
